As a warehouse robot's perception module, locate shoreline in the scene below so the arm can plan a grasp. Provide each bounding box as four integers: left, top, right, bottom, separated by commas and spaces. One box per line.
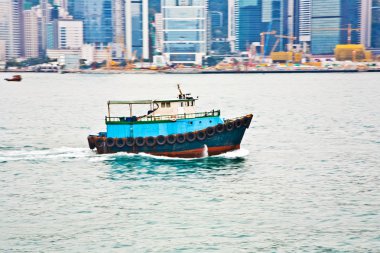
2, 69, 380, 74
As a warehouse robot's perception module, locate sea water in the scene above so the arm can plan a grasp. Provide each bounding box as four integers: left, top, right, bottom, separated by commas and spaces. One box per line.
0, 72, 379, 252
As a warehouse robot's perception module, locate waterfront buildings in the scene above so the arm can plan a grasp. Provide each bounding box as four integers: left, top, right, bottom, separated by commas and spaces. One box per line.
162, 0, 208, 65
0, 0, 24, 60
125, 0, 149, 60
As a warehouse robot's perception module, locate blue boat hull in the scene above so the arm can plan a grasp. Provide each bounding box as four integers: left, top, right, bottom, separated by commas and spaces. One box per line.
88, 114, 252, 158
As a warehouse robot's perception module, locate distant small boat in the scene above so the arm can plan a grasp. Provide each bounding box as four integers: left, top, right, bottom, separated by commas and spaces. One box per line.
5, 75, 22, 82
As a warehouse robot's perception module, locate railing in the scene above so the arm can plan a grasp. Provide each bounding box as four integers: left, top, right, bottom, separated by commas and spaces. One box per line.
106, 110, 220, 123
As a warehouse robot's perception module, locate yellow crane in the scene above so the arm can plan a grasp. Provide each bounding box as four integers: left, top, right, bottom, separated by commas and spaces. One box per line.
315, 24, 360, 44
260, 31, 276, 62
270, 35, 297, 54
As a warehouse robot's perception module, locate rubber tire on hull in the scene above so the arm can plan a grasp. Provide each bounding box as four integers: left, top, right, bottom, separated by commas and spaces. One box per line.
176, 134, 186, 144
145, 136, 156, 147
185, 132, 196, 142
106, 138, 115, 147
215, 124, 224, 133
126, 137, 135, 147
135, 137, 145, 146
196, 130, 206, 141
156, 135, 166, 145
115, 138, 126, 148
226, 122, 234, 131
167, 135, 176, 145
206, 126, 215, 137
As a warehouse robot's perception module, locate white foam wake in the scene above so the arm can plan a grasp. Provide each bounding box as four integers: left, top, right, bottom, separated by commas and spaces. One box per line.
0, 147, 92, 162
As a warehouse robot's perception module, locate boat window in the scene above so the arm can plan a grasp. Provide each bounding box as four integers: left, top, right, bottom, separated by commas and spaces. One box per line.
187, 101, 190, 106
161, 102, 166, 108
166, 102, 170, 107
181, 102, 183, 107
191, 101, 194, 106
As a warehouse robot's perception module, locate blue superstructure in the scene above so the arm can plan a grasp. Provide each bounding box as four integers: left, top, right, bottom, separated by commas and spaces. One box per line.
107, 116, 223, 138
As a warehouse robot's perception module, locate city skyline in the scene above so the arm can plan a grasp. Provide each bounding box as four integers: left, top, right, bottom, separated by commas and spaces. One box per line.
0, 0, 379, 66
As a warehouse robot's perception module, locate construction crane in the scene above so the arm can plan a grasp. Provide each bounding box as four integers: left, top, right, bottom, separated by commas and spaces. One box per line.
260, 30, 276, 62
271, 35, 297, 54
315, 24, 360, 44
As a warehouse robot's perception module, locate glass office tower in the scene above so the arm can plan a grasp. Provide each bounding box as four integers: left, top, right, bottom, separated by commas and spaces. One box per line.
125, 0, 149, 59
162, 0, 208, 65
68, 0, 112, 46
372, 0, 380, 48
311, 0, 360, 55
236, 0, 286, 54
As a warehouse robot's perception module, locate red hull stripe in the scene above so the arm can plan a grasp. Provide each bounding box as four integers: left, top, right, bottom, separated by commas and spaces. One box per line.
148, 145, 240, 158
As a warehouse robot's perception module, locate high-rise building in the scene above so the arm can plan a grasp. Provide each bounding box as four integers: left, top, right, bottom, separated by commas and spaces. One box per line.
58, 20, 83, 49
360, 0, 372, 48
69, 0, 113, 46
162, 0, 208, 65
0, 0, 24, 60
125, 0, 149, 59
24, 9, 40, 58
228, 0, 237, 52
372, 0, 380, 48
208, 0, 229, 54
39, 0, 50, 54
311, 0, 361, 55
113, 1, 126, 44
236, 0, 287, 54
155, 13, 163, 53
298, 0, 311, 51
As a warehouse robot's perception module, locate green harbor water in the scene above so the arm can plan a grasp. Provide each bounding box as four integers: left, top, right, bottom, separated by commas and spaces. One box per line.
0, 72, 379, 252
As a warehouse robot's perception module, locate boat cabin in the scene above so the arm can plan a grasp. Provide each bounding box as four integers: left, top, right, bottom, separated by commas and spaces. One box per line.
104, 89, 223, 138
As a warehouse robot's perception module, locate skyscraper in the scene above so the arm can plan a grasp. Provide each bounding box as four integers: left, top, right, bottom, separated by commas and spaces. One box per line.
24, 9, 40, 58
162, 0, 208, 65
236, 0, 287, 54
372, 0, 380, 48
0, 0, 24, 60
311, 0, 361, 55
298, 0, 311, 51
125, 0, 149, 59
69, 0, 113, 46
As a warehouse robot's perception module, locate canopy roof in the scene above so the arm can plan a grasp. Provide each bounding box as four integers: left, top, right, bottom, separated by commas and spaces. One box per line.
108, 98, 197, 105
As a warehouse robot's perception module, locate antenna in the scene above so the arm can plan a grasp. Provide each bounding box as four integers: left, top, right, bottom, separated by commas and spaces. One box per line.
177, 84, 184, 98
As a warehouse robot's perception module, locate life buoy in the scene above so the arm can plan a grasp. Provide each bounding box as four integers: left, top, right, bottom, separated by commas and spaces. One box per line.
115, 138, 126, 148
185, 132, 196, 142
145, 136, 156, 147
135, 137, 145, 146
170, 115, 177, 122
226, 122, 234, 131
234, 119, 242, 128
95, 137, 104, 148
88, 136, 95, 149
176, 133, 186, 144
166, 134, 176, 145
196, 130, 206, 141
206, 126, 215, 137
156, 135, 166, 145
126, 137, 135, 147
216, 124, 224, 133
106, 138, 115, 147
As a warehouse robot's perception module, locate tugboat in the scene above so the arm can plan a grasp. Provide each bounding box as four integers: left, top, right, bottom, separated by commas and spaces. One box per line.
5, 75, 22, 82
87, 85, 252, 158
